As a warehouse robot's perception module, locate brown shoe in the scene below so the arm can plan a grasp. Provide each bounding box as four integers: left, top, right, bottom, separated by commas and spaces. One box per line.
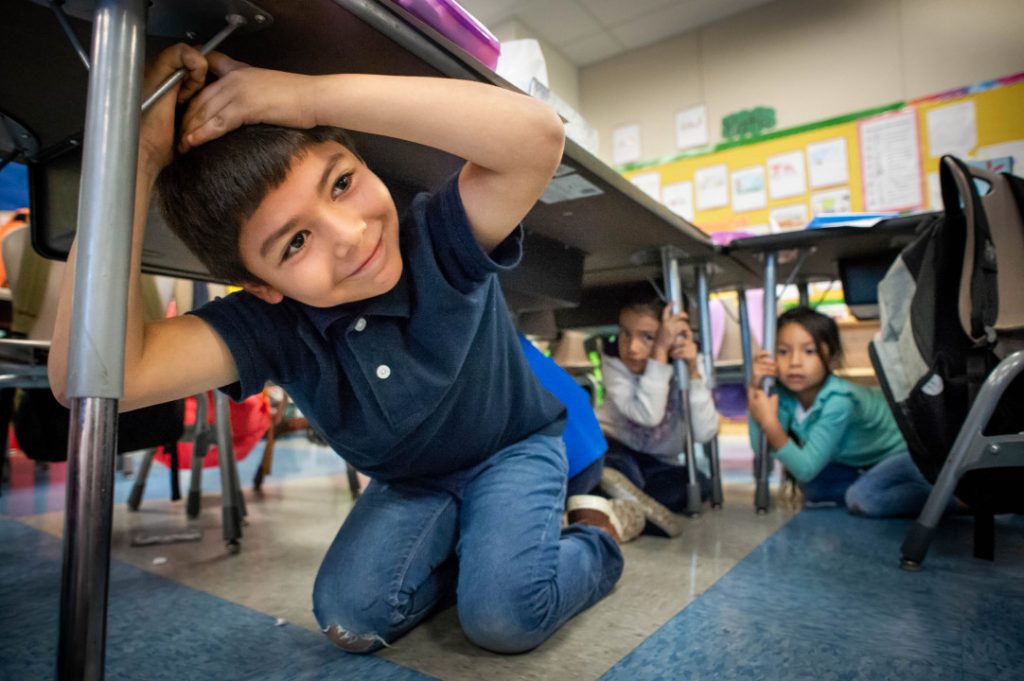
566, 495, 623, 543
599, 468, 686, 538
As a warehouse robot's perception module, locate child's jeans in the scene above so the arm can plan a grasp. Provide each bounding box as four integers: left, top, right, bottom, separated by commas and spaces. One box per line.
311, 432, 623, 654
604, 440, 712, 514
800, 451, 956, 518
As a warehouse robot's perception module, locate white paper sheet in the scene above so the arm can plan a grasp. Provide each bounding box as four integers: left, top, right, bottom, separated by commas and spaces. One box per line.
695, 164, 729, 210
811, 188, 852, 215
731, 166, 767, 212
630, 171, 662, 202
662, 181, 695, 221
976, 140, 1024, 173
926, 100, 977, 158
807, 138, 849, 188
767, 150, 807, 199
769, 204, 809, 231
675, 105, 709, 150
860, 111, 923, 212
613, 124, 642, 165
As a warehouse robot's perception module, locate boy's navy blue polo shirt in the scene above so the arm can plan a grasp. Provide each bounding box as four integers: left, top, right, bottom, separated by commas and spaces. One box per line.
192, 175, 566, 481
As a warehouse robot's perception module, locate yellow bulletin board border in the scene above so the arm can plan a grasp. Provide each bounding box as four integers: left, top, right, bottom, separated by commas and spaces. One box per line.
620, 72, 1024, 235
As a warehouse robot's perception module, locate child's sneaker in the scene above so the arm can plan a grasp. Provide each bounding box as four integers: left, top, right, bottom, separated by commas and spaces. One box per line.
608, 498, 645, 542
566, 494, 624, 543
599, 467, 686, 538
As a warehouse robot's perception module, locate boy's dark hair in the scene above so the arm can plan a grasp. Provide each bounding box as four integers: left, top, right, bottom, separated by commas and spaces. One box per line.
155, 125, 360, 284
777, 305, 843, 370
617, 281, 688, 320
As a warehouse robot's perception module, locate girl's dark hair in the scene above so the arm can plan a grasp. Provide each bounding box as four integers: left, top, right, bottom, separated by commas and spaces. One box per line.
155, 125, 360, 284
777, 306, 843, 370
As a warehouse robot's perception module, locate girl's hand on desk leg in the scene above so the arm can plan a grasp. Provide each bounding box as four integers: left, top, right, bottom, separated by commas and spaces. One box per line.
746, 384, 780, 430
750, 350, 778, 388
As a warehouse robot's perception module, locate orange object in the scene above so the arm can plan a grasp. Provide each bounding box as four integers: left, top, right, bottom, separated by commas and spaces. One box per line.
154, 391, 270, 469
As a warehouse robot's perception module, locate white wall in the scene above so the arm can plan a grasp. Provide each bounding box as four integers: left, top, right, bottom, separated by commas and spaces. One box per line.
579, 0, 1024, 166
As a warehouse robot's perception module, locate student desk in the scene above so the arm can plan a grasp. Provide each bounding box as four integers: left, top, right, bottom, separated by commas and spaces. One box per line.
3, 1, 759, 678
723, 214, 933, 511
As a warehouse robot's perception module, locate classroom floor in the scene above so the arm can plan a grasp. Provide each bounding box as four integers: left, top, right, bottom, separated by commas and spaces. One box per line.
2, 432, 1022, 681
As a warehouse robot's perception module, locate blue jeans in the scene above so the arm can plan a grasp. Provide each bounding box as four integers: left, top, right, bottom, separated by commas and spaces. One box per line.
312, 432, 623, 654
801, 452, 954, 518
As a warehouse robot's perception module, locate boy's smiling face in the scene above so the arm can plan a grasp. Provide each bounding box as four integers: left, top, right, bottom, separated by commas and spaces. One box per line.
237, 141, 402, 308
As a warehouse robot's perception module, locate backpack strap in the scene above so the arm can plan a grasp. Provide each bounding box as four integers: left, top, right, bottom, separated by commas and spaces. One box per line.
940, 156, 1001, 404
940, 156, 999, 345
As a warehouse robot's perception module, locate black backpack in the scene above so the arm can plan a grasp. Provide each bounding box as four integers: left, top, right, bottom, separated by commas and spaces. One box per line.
870, 155, 1024, 514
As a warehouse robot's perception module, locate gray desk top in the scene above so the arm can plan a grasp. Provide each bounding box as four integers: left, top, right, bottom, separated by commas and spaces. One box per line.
4, 0, 757, 303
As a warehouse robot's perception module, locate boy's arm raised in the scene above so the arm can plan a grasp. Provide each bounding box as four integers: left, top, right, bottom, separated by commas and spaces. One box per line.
49, 45, 239, 412
180, 58, 566, 252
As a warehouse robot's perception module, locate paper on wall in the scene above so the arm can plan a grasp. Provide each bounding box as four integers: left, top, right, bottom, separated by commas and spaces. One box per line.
662, 181, 695, 221
860, 111, 923, 212
926, 100, 977, 158
811, 188, 852, 215
767, 150, 807, 199
675, 105, 709, 150
613, 124, 642, 166
695, 164, 729, 210
976, 140, 1024, 174
807, 138, 848, 188
769, 204, 809, 232
731, 166, 767, 212
630, 171, 662, 202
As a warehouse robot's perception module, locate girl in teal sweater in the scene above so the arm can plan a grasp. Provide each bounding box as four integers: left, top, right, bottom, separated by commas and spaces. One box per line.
746, 306, 952, 517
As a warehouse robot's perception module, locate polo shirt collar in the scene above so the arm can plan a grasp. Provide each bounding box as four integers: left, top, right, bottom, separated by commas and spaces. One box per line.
294, 270, 411, 336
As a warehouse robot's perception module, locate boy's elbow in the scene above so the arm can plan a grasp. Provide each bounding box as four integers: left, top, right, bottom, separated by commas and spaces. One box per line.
48, 366, 70, 409
530, 104, 565, 172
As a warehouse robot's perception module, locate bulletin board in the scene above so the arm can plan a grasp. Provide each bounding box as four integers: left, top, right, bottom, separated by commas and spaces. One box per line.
621, 73, 1024, 236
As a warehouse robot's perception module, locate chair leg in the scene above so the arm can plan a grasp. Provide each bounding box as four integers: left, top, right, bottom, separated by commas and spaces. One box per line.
900, 350, 1024, 570
213, 391, 243, 553
127, 448, 156, 511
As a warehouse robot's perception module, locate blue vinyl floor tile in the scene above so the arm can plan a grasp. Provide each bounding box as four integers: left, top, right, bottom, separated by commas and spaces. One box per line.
0, 518, 436, 681
600, 509, 1024, 681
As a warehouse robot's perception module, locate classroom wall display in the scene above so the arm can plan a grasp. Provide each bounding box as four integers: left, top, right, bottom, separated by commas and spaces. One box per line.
620, 72, 1024, 235
695, 164, 728, 210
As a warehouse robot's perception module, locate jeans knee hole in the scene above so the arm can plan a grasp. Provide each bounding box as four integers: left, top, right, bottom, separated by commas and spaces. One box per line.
322, 623, 389, 654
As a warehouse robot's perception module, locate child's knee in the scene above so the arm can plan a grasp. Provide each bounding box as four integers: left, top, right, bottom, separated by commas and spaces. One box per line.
312, 578, 407, 653
457, 590, 548, 654
844, 484, 872, 516
320, 623, 388, 654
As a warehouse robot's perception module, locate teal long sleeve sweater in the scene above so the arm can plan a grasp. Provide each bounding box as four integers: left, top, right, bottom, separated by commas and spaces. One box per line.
748, 374, 906, 482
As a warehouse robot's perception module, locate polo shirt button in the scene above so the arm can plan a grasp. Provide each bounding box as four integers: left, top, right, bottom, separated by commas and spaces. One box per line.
376, 364, 391, 380
354, 317, 367, 332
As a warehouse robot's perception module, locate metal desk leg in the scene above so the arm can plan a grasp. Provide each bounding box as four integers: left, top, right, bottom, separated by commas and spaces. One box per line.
797, 280, 810, 308
57, 3, 147, 680
755, 254, 778, 514
696, 264, 723, 509
663, 247, 702, 516
737, 288, 753, 387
